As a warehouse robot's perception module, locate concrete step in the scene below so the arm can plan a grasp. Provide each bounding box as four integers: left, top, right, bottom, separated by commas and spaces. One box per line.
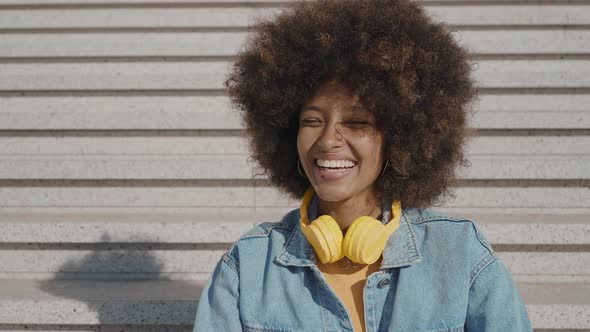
0, 279, 587, 329
1, 94, 588, 130
0, 155, 586, 180
2, 30, 589, 58
0, 212, 586, 283
0, 186, 588, 210
2, 60, 589, 91
0, 136, 586, 180
0, 248, 585, 283
0, 211, 587, 244
0, 279, 202, 325
0, 4, 586, 29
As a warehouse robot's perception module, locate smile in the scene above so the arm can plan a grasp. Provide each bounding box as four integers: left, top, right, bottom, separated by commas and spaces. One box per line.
315, 159, 357, 169
313, 159, 357, 180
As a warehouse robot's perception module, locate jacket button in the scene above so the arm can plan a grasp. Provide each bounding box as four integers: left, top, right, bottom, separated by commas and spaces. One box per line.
377, 278, 390, 288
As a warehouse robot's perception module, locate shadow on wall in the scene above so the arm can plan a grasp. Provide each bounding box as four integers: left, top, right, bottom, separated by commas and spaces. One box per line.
38, 233, 207, 332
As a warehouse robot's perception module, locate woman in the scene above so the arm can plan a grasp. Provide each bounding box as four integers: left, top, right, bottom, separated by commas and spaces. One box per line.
194, 0, 532, 331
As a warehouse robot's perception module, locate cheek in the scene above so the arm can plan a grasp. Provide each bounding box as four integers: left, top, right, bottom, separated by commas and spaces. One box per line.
361, 137, 384, 171
296, 129, 311, 158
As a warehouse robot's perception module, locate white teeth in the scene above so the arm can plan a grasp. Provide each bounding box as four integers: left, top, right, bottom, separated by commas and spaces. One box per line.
316, 159, 356, 168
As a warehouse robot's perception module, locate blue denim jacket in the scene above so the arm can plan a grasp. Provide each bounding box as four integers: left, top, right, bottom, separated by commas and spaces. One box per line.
194, 202, 532, 332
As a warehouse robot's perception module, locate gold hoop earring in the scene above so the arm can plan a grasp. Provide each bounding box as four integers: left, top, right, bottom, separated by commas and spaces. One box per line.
380, 160, 389, 177
297, 159, 306, 178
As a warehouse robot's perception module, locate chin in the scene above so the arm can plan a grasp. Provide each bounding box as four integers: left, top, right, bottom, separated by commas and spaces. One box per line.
312, 184, 353, 202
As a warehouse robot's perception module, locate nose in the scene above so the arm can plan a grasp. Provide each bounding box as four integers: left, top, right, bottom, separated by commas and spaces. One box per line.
316, 121, 344, 151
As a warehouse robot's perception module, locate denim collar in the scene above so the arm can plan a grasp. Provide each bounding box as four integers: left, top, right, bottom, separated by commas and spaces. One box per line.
275, 194, 423, 270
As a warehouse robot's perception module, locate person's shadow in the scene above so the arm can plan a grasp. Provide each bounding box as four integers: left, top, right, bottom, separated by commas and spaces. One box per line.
40, 233, 213, 331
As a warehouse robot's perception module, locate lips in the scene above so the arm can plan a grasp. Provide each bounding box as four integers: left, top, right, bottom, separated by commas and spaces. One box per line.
313, 159, 357, 181
316, 159, 357, 169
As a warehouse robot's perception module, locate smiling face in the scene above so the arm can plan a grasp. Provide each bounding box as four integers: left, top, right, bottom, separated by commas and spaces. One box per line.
297, 80, 385, 202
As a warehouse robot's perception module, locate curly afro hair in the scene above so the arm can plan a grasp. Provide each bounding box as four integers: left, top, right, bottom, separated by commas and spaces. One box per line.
225, 0, 477, 208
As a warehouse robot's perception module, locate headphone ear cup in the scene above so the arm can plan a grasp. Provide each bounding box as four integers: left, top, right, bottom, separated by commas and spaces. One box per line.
342, 216, 373, 261
304, 215, 344, 264
343, 217, 385, 264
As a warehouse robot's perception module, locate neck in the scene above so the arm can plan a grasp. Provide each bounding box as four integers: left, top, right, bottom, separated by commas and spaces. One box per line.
317, 188, 382, 232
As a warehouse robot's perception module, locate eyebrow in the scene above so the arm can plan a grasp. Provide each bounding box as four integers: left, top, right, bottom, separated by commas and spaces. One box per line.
301, 105, 320, 112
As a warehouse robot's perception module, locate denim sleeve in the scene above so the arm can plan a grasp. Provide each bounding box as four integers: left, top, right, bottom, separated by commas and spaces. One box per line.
193, 256, 242, 331
465, 257, 533, 331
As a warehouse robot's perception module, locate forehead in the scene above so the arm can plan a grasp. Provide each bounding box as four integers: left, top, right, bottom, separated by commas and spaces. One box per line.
301, 80, 369, 114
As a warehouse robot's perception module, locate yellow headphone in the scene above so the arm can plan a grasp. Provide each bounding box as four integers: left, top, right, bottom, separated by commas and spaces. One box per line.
299, 187, 402, 265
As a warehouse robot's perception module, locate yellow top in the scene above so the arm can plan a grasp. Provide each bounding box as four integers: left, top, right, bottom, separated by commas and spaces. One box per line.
317, 256, 383, 332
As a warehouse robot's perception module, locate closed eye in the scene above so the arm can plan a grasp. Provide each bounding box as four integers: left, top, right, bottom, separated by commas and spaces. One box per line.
301, 118, 322, 126
344, 120, 371, 128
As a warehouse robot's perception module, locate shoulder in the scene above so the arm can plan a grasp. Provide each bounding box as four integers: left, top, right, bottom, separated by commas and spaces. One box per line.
221, 208, 300, 270
405, 207, 494, 254
404, 207, 497, 281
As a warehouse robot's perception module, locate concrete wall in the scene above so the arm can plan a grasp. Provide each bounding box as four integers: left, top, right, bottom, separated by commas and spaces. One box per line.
0, 0, 588, 330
